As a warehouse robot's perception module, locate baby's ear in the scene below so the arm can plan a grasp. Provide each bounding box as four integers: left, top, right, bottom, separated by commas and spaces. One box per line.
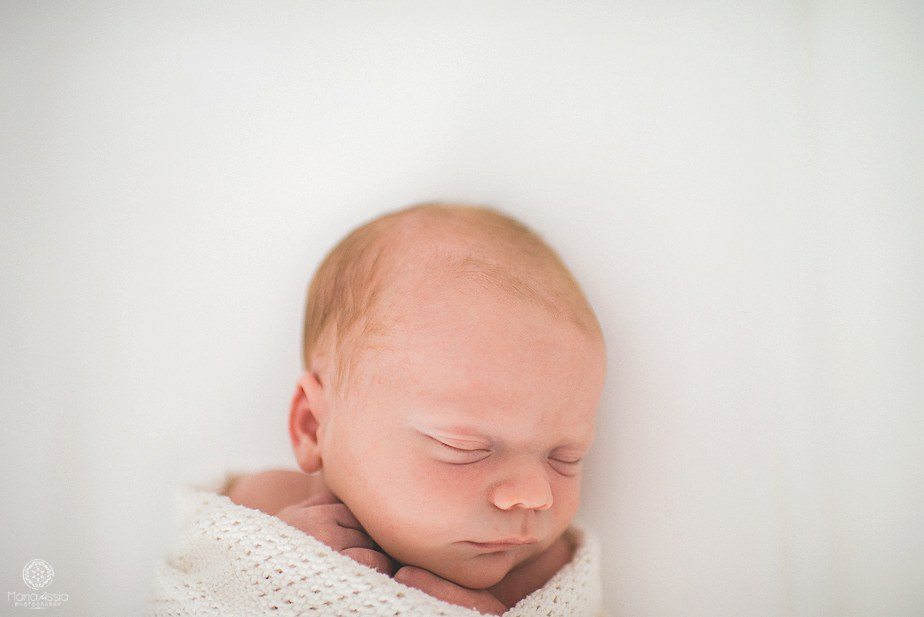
288, 370, 327, 474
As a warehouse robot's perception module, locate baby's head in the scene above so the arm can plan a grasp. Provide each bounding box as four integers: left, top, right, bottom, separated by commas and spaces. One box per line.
288, 202, 606, 589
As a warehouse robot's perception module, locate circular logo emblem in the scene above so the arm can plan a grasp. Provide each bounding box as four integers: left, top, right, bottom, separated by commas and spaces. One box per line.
22, 559, 54, 590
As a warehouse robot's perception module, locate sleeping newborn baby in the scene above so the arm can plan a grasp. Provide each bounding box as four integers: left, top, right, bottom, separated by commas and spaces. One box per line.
148, 202, 607, 616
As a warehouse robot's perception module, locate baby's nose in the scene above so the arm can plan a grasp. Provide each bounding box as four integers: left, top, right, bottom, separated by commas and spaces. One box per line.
489, 461, 553, 511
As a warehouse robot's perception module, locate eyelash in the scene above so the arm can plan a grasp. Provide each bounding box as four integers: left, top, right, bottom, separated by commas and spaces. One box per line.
436, 441, 583, 466
438, 441, 489, 455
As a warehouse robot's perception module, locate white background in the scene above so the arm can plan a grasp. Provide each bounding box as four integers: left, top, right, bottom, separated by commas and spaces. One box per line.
1, 2, 921, 616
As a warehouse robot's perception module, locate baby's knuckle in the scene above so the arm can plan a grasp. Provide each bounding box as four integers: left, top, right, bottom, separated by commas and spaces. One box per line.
303, 506, 336, 526
330, 503, 353, 518
278, 511, 311, 530
394, 566, 429, 587
326, 528, 351, 544
342, 548, 372, 566
342, 548, 394, 575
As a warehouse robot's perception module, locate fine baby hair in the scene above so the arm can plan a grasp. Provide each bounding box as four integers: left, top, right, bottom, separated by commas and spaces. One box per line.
301, 201, 605, 404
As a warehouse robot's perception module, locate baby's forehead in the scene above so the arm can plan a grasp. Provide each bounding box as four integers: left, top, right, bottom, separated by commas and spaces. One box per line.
361, 342, 600, 440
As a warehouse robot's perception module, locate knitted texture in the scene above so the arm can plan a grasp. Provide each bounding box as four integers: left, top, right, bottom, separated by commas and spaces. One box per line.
145, 474, 605, 617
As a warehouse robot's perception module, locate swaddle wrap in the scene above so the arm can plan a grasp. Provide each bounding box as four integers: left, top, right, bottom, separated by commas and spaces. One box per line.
145, 474, 606, 617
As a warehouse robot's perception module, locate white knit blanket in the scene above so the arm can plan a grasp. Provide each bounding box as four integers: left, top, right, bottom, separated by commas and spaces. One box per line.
145, 475, 606, 617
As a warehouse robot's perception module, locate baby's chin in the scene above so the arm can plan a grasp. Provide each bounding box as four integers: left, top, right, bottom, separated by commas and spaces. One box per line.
449, 556, 510, 588
409, 543, 534, 589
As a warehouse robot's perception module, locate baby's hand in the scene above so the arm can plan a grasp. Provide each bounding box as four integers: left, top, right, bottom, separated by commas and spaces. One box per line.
276, 489, 397, 577
394, 566, 508, 616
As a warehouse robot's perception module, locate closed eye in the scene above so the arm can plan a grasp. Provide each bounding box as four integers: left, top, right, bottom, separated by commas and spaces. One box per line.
434, 438, 583, 462
549, 457, 583, 477
437, 440, 490, 454
433, 440, 492, 466
551, 458, 583, 465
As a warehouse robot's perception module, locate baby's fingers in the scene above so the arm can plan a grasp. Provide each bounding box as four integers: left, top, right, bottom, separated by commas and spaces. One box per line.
296, 487, 343, 507
300, 502, 368, 535
394, 566, 507, 616
341, 547, 397, 576
277, 507, 377, 552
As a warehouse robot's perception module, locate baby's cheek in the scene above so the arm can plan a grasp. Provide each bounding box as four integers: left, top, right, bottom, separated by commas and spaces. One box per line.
552, 478, 581, 519
357, 461, 479, 560
407, 459, 484, 507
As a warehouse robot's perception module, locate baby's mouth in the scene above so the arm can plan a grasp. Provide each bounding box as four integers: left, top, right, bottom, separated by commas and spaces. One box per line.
462, 538, 538, 551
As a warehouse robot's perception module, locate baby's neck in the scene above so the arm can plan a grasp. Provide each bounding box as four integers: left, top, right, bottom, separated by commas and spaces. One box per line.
486, 531, 576, 609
